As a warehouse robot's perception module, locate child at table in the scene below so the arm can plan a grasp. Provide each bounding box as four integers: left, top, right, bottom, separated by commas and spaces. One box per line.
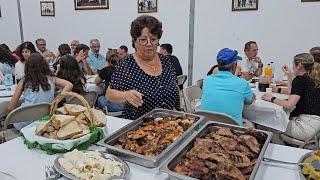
8, 53, 73, 130
56, 54, 87, 95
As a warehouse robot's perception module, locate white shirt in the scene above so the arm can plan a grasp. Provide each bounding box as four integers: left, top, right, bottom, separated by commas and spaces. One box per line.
15, 61, 25, 80
239, 53, 258, 74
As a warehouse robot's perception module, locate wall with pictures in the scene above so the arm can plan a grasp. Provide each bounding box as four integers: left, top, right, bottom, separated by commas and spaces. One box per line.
1, 0, 320, 85
2, 0, 190, 77
193, 0, 320, 83
0, 0, 21, 50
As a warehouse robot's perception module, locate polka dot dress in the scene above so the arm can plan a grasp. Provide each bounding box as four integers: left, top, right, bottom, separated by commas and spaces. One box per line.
109, 54, 180, 120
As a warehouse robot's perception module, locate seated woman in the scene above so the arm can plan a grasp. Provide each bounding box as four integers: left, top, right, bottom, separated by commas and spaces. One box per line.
95, 49, 124, 112
106, 15, 180, 120
42, 51, 56, 73
53, 44, 72, 72
8, 53, 73, 130
262, 53, 320, 141
56, 54, 87, 95
14, 42, 37, 83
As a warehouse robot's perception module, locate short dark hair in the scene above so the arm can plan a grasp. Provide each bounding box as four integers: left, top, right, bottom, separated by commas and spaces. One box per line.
160, 43, 173, 54
130, 15, 163, 49
35, 38, 45, 45
244, 41, 257, 51
119, 45, 128, 53
73, 44, 89, 55
218, 61, 236, 71
58, 44, 71, 56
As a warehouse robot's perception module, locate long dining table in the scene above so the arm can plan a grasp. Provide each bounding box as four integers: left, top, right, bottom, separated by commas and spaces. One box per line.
195, 87, 290, 132
0, 115, 311, 180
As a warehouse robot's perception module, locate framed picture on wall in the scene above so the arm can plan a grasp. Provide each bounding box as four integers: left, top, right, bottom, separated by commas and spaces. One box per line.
301, 0, 320, 2
74, 0, 109, 10
138, 0, 157, 13
40, 1, 55, 16
232, 0, 258, 11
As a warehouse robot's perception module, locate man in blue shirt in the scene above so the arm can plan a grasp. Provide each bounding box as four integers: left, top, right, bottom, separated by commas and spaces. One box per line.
201, 48, 255, 125
87, 39, 106, 74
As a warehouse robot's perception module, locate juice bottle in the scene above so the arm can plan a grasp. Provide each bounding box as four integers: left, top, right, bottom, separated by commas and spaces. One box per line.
265, 64, 273, 76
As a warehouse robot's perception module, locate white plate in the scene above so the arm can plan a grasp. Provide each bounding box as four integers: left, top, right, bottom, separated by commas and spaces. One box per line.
54, 151, 130, 180
0, 91, 14, 97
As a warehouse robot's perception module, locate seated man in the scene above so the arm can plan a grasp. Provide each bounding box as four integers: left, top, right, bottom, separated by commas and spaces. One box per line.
240, 41, 263, 80
201, 48, 255, 126
118, 45, 128, 59
74, 44, 93, 75
87, 39, 106, 74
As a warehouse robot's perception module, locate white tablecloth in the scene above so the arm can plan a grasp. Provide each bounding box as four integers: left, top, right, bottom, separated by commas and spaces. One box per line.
195, 90, 290, 132
244, 90, 290, 132
0, 115, 312, 180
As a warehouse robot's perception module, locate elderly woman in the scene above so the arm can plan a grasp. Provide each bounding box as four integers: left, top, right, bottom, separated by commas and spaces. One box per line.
262, 53, 320, 141
106, 15, 180, 120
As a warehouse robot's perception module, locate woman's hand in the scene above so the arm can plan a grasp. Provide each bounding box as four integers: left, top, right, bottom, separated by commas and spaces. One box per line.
262, 93, 273, 102
281, 65, 292, 77
125, 90, 143, 107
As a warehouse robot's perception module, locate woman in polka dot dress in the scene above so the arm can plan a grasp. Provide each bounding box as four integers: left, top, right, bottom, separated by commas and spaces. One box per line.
106, 15, 180, 120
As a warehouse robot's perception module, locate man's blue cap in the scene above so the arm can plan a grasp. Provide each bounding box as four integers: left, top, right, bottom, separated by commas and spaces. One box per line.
217, 48, 242, 65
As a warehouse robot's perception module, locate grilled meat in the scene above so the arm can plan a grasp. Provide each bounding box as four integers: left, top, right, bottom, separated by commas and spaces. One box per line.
239, 135, 260, 154
215, 127, 239, 139
114, 116, 197, 156
216, 162, 246, 180
174, 127, 265, 180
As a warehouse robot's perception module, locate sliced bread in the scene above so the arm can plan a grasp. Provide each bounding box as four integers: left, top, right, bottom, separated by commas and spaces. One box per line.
35, 120, 51, 135
56, 106, 68, 115
51, 114, 75, 129
91, 109, 107, 127
57, 121, 83, 140
64, 104, 87, 116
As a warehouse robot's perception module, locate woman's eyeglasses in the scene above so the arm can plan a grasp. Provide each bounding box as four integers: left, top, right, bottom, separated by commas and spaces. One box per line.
137, 37, 159, 46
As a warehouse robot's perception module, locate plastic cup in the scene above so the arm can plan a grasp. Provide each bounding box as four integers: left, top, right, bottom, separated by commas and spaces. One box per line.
266, 88, 272, 93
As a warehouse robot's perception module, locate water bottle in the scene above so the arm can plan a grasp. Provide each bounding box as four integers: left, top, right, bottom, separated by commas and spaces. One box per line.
270, 61, 276, 83
3, 63, 13, 91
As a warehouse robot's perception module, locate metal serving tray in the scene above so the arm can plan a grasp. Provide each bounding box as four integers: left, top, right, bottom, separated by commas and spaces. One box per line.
97, 108, 204, 168
160, 121, 273, 180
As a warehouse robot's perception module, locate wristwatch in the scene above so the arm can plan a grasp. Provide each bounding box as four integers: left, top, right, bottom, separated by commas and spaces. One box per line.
271, 97, 276, 103
277, 88, 282, 93
258, 63, 263, 68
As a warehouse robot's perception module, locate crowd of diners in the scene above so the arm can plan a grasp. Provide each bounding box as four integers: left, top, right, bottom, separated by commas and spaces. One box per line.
0, 15, 319, 144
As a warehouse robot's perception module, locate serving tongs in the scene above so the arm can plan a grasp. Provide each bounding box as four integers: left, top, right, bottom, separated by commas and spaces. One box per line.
263, 157, 320, 170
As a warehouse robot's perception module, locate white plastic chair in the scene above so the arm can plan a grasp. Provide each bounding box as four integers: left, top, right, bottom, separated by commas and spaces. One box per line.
194, 110, 240, 126
183, 85, 202, 113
